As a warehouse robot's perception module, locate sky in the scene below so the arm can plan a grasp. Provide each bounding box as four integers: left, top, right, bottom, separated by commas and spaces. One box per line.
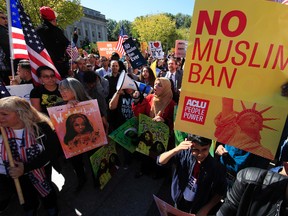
80, 0, 195, 22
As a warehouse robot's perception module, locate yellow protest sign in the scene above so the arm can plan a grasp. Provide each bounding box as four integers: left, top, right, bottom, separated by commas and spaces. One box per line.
175, 0, 288, 160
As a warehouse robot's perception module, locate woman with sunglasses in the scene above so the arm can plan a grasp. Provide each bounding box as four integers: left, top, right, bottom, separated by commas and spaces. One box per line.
30, 66, 63, 116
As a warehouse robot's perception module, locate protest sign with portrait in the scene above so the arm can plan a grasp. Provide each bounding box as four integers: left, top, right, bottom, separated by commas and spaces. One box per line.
47, 99, 107, 158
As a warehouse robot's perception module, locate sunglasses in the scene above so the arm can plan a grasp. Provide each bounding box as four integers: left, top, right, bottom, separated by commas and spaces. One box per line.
41, 74, 55, 79
0, 16, 7, 20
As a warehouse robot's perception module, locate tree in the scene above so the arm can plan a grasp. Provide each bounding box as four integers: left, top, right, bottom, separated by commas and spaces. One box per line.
132, 14, 178, 52
107, 19, 117, 41
176, 28, 190, 41
0, 0, 83, 29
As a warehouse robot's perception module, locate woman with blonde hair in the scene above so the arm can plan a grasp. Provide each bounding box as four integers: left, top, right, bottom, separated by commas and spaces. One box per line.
0, 96, 61, 216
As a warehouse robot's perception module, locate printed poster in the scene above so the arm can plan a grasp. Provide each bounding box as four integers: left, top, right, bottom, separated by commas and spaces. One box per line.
148, 41, 164, 59
175, 0, 288, 160
6, 84, 33, 103
137, 114, 169, 159
109, 117, 139, 153
97, 41, 120, 58
90, 141, 120, 190
123, 37, 147, 69
47, 99, 107, 159
153, 195, 195, 216
174, 40, 188, 58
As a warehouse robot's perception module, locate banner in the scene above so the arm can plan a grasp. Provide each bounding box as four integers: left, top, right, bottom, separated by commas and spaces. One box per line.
174, 40, 188, 58
136, 114, 169, 158
90, 141, 119, 190
153, 195, 195, 216
175, 0, 288, 160
109, 117, 138, 153
97, 41, 120, 58
47, 100, 107, 158
6, 84, 33, 103
148, 41, 164, 59
123, 37, 147, 69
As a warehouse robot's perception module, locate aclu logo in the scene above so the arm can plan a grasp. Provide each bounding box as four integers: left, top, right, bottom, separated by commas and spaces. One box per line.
181, 97, 210, 125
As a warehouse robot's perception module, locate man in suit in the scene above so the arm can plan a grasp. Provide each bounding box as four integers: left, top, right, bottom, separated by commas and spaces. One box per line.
163, 58, 183, 103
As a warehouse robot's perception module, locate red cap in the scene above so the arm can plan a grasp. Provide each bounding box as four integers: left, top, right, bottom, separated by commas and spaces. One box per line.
39, 6, 57, 21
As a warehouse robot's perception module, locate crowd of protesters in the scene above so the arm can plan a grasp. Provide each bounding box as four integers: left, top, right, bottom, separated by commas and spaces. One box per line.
0, 5, 288, 216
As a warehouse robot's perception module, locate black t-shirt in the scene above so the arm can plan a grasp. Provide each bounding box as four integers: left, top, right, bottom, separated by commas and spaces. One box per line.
30, 85, 63, 115
112, 93, 134, 129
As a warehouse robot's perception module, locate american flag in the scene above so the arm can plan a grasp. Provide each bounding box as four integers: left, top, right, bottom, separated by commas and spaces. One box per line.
66, 41, 79, 61
115, 25, 128, 56
9, 0, 61, 84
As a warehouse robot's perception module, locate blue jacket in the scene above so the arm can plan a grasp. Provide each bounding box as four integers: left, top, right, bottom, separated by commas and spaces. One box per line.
159, 149, 227, 213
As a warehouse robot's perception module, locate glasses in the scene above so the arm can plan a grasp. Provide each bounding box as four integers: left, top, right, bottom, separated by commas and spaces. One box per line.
0, 16, 7, 20
41, 74, 55, 79
59, 88, 71, 93
101, 59, 107, 62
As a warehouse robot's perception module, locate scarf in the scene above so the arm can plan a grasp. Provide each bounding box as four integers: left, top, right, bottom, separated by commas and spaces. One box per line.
1, 127, 51, 197
151, 77, 173, 117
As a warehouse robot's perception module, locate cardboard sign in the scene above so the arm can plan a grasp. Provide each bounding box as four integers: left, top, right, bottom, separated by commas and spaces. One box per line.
123, 37, 147, 68
175, 0, 288, 160
148, 41, 164, 59
47, 100, 107, 158
97, 41, 121, 58
136, 114, 169, 159
90, 141, 119, 190
6, 84, 33, 103
175, 40, 188, 58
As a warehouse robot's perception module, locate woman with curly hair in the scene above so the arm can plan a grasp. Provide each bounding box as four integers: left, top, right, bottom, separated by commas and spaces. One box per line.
64, 113, 94, 147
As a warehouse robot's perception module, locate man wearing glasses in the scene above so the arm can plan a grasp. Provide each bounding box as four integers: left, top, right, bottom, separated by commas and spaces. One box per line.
96, 56, 112, 78
0, 11, 10, 85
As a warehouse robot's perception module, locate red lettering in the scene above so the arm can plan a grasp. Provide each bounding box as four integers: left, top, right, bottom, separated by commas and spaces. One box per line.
221, 11, 246, 37
232, 41, 249, 66
263, 44, 274, 68
196, 10, 246, 37
196, 10, 221, 35
192, 38, 213, 61
272, 45, 288, 70
189, 63, 202, 83
214, 40, 233, 63
201, 65, 215, 86
217, 67, 237, 89
248, 43, 261, 68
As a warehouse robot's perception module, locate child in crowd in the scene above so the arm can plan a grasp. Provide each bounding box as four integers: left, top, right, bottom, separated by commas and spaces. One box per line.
157, 134, 227, 215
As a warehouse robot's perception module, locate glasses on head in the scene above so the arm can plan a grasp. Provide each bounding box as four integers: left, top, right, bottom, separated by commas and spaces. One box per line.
0, 16, 7, 20
59, 88, 71, 93
41, 74, 55, 79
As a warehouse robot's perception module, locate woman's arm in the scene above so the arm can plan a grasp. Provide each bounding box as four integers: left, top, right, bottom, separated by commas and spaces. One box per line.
24, 123, 62, 173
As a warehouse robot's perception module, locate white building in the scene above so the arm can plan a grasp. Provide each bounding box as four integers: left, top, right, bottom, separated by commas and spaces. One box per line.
64, 6, 107, 46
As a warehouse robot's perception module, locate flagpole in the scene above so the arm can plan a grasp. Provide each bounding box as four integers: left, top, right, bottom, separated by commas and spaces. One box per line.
1, 127, 25, 204
70, 33, 73, 72
6, 0, 16, 81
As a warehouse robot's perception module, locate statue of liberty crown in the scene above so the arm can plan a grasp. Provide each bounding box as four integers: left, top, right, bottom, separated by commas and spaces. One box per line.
236, 101, 278, 131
